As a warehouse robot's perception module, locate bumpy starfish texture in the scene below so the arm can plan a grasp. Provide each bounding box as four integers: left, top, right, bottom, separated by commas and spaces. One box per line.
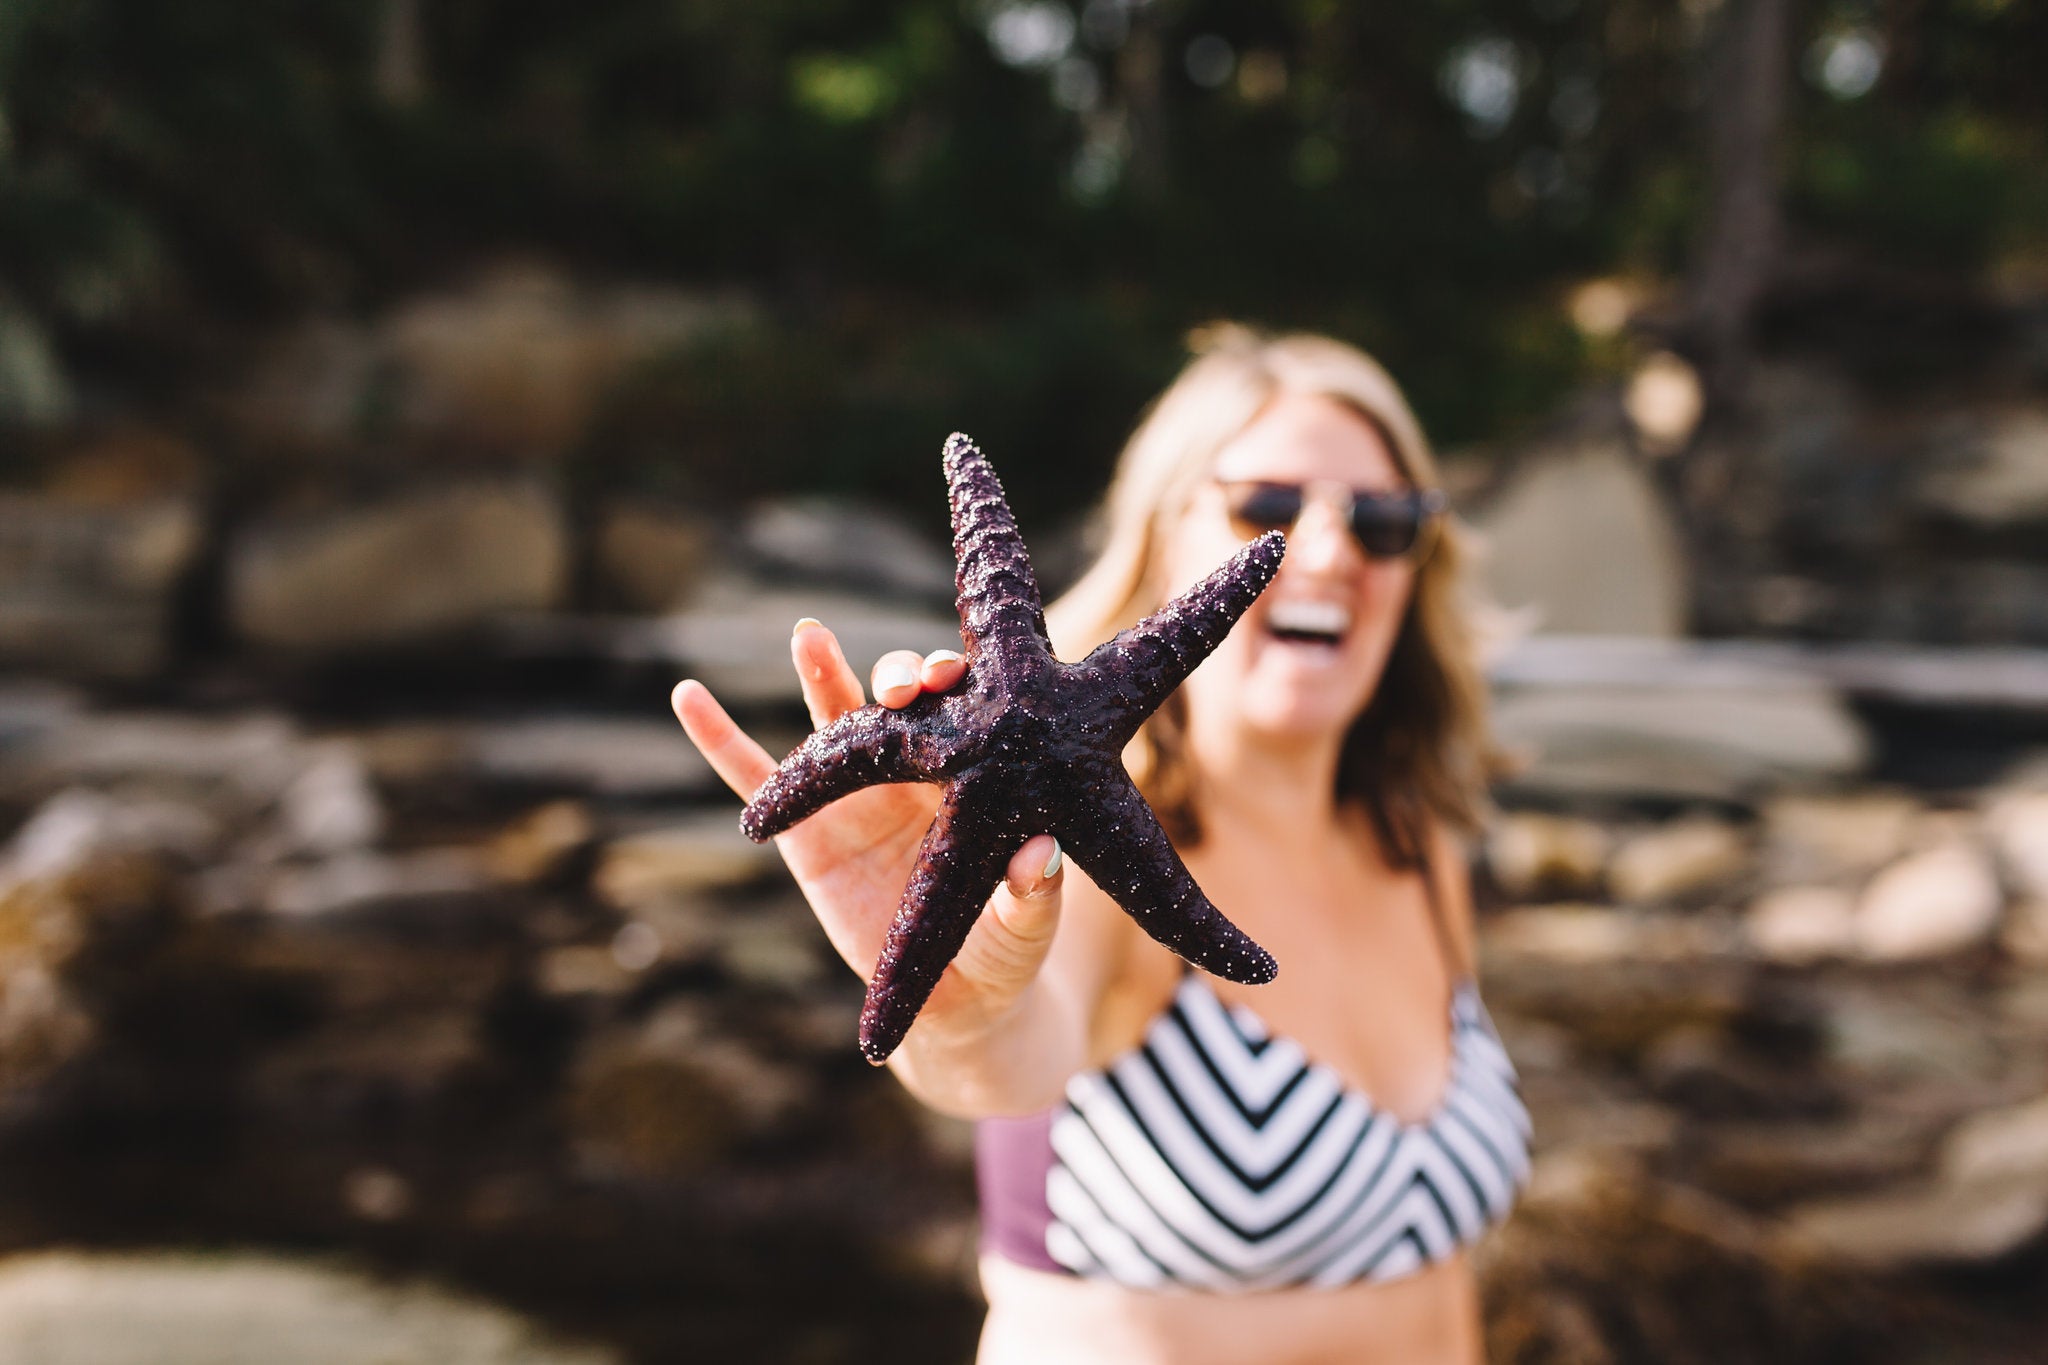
743, 433, 1285, 1063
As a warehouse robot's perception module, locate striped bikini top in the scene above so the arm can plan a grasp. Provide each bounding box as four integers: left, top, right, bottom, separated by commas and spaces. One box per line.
976, 973, 1530, 1292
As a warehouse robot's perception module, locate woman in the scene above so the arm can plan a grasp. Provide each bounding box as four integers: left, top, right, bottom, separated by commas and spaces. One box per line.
674, 326, 1526, 1364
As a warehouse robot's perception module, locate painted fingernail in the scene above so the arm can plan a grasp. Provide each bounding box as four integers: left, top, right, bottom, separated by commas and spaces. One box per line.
924, 649, 963, 668
792, 617, 823, 636
1042, 838, 1063, 881
874, 659, 918, 694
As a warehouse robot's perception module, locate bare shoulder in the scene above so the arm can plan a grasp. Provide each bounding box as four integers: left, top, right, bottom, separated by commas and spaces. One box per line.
1428, 820, 1481, 980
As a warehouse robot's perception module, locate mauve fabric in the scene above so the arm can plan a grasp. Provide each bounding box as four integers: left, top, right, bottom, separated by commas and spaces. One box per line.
974, 1109, 1064, 1273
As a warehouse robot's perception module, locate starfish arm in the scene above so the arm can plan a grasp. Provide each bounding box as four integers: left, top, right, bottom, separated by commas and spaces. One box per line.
1075, 532, 1285, 733
858, 777, 1016, 1063
739, 705, 925, 842
1056, 767, 1277, 986
943, 433, 1049, 661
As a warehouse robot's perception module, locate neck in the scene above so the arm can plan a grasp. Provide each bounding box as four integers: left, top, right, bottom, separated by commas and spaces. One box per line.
1183, 717, 1348, 846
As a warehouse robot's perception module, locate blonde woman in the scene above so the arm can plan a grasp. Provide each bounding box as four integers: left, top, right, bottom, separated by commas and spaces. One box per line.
675, 327, 1527, 1364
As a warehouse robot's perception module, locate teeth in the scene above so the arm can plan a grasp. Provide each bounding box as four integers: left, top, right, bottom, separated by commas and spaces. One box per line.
1267, 601, 1352, 638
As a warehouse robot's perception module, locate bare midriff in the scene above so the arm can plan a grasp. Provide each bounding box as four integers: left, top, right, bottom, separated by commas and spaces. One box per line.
977, 1250, 1484, 1365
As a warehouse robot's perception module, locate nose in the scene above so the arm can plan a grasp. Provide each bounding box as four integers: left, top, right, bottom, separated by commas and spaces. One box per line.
1284, 490, 1364, 575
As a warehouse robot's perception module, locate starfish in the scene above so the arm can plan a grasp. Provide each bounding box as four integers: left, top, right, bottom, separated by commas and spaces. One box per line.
742, 433, 1285, 1063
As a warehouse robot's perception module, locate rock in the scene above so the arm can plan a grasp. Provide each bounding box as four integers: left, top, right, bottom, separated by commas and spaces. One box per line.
1761, 791, 1920, 883
1853, 841, 2003, 960
591, 503, 711, 613
1481, 1158, 1888, 1364
1917, 405, 2048, 527
1824, 991, 2003, 1083
1782, 1180, 2048, 1268
1485, 905, 1735, 964
594, 813, 784, 906
381, 267, 751, 460
263, 849, 487, 917
534, 945, 637, 998
276, 745, 385, 856
565, 1001, 803, 1178
1987, 790, 2048, 902
631, 575, 960, 706
740, 497, 957, 603
1938, 1094, 2048, 1187
1608, 817, 1748, 905
0, 1251, 617, 1365
486, 801, 596, 885
463, 718, 714, 797
1490, 683, 1869, 803
1694, 1116, 1935, 1206
1745, 885, 1857, 963
1484, 811, 1609, 900
2004, 898, 2048, 964
0, 788, 221, 889
714, 914, 826, 991
1467, 439, 1688, 637
23, 712, 307, 798
229, 483, 567, 650
0, 494, 201, 678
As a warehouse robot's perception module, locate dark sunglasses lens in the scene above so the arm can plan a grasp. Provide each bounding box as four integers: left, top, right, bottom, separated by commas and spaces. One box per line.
1348, 496, 1424, 558
1226, 484, 1304, 536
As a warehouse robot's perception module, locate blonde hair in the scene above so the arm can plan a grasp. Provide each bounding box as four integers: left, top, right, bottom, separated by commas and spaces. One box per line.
1047, 324, 1494, 866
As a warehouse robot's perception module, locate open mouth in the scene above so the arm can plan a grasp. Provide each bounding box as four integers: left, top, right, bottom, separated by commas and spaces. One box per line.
1264, 600, 1351, 647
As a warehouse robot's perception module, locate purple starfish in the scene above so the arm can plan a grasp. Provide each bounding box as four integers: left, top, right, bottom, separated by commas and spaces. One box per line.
743, 433, 1285, 1063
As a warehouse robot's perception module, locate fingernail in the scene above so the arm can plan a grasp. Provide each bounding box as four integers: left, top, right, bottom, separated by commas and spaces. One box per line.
1042, 838, 1063, 881
924, 649, 963, 667
874, 659, 918, 694
792, 617, 823, 636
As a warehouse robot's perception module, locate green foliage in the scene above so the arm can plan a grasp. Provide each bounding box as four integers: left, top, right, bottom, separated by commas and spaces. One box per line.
0, 0, 2042, 516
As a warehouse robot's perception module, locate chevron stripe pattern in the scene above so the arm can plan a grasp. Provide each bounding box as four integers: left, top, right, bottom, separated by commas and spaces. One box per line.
1044, 976, 1529, 1291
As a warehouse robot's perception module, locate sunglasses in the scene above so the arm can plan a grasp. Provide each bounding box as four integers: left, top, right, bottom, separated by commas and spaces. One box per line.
1214, 480, 1447, 561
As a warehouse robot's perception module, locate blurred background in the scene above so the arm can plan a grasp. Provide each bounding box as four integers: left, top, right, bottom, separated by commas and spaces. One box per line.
0, 0, 2046, 1360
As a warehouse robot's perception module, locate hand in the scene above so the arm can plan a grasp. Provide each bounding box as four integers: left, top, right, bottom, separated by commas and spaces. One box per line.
671, 620, 1068, 1049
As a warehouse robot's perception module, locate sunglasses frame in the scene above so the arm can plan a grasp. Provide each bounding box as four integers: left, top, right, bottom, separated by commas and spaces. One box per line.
1212, 480, 1448, 563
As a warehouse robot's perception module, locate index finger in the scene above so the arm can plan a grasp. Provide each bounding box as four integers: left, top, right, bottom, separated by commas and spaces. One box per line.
671, 679, 777, 802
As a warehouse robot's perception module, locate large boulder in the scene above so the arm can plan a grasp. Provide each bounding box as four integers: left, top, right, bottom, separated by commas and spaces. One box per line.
229, 483, 567, 651
0, 1251, 616, 1365
0, 494, 200, 679
1468, 439, 1687, 638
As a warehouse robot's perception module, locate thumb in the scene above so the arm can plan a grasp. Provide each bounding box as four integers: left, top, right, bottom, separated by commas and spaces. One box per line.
948, 834, 1065, 999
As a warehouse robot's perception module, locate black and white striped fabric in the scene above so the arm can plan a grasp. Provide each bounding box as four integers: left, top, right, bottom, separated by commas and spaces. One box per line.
1044, 975, 1529, 1291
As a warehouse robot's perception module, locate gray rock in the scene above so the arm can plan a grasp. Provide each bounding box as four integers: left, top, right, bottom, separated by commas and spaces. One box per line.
1762, 791, 1921, 883
1853, 842, 2003, 960
22, 712, 306, 797
631, 575, 962, 706
1608, 816, 1747, 906
229, 483, 567, 650
1939, 1095, 2048, 1188
0, 1251, 617, 1365
1492, 682, 1869, 802
0, 495, 201, 678
263, 849, 487, 917
740, 497, 957, 603
464, 718, 713, 797
276, 745, 386, 856
1987, 790, 2048, 903
591, 503, 710, 613
1917, 406, 2048, 527
594, 812, 785, 906
1745, 885, 1857, 963
1783, 1179, 2048, 1268
0, 789, 221, 890
1468, 439, 1687, 637
2004, 898, 2048, 964
1485, 811, 1610, 900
